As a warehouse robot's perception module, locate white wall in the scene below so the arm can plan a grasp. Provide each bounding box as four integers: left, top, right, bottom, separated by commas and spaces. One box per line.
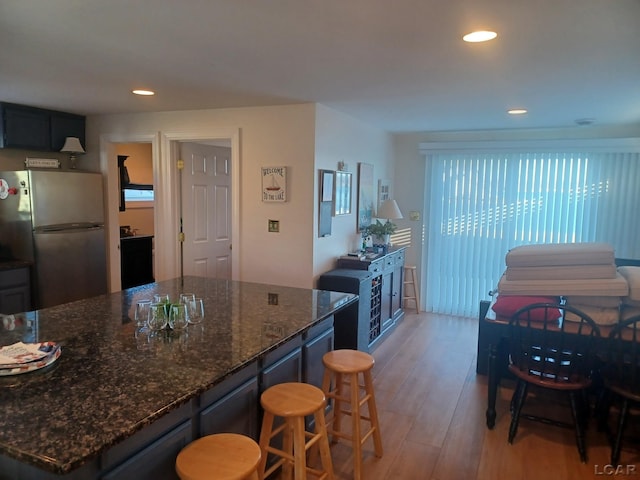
86, 102, 393, 290
313, 104, 394, 281
88, 104, 317, 288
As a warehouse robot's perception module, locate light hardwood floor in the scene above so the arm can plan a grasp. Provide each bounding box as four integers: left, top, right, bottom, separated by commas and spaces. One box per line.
303, 312, 640, 479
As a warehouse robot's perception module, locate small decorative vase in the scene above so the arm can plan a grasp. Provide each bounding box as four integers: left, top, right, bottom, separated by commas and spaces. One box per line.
374, 234, 390, 245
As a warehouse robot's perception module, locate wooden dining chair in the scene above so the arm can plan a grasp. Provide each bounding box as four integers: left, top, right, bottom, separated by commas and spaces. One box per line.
507, 303, 601, 463
599, 314, 640, 466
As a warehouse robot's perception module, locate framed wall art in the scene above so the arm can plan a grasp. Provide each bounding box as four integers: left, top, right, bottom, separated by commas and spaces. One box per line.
357, 162, 374, 232
318, 169, 334, 237
262, 166, 287, 202
334, 170, 352, 216
321, 169, 334, 202
378, 178, 390, 211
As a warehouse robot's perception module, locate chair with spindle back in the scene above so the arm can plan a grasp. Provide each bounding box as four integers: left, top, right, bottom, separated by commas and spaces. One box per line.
507, 303, 601, 463
600, 314, 640, 466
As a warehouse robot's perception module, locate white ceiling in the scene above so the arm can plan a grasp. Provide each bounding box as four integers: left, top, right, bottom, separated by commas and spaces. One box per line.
1, 0, 639, 133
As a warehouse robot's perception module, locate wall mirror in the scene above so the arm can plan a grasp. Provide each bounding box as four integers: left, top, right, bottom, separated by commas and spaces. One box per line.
334, 171, 352, 216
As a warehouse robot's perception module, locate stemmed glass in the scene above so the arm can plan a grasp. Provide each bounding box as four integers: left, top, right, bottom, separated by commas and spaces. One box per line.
169, 303, 189, 331
148, 302, 168, 331
187, 298, 205, 325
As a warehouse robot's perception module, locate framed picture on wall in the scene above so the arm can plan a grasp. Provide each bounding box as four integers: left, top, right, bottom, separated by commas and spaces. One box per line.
357, 162, 374, 232
378, 178, 390, 211
262, 166, 287, 202
334, 171, 352, 216
319, 169, 334, 237
321, 169, 334, 202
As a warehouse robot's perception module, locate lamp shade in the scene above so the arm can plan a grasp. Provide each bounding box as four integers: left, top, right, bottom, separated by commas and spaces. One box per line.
376, 199, 403, 220
60, 137, 85, 153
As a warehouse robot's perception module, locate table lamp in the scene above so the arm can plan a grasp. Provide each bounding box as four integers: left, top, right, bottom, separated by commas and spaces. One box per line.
60, 137, 85, 169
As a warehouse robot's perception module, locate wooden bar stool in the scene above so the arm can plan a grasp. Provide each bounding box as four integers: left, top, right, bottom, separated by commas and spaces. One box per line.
321, 349, 383, 480
258, 382, 334, 480
175, 433, 261, 480
403, 265, 420, 314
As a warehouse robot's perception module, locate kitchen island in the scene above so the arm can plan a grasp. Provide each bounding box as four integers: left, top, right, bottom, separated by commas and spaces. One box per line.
0, 276, 357, 479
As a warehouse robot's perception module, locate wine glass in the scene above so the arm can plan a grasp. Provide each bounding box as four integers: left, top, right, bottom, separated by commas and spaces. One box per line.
179, 293, 195, 304
187, 298, 204, 325
148, 302, 168, 331
153, 293, 170, 304
169, 303, 189, 331
179, 293, 195, 321
134, 300, 151, 327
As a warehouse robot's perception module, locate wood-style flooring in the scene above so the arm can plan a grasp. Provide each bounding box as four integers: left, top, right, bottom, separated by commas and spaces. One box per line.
291, 312, 640, 479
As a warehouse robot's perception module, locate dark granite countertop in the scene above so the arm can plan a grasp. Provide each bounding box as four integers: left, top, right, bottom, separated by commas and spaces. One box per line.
0, 276, 357, 475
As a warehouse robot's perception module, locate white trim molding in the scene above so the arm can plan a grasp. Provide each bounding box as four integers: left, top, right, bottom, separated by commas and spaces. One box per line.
161, 128, 241, 281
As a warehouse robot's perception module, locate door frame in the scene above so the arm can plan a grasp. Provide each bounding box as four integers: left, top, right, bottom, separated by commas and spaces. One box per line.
100, 132, 161, 292
100, 128, 240, 293
162, 128, 241, 282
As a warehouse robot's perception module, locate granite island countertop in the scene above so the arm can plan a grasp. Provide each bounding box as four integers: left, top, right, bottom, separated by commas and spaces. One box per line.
0, 276, 357, 476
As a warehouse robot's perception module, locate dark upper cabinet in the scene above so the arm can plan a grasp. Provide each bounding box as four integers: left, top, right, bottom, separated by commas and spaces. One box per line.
0, 103, 50, 150
50, 110, 86, 151
0, 102, 85, 152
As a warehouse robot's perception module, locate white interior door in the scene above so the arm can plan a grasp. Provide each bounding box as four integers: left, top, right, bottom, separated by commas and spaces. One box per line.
180, 142, 232, 279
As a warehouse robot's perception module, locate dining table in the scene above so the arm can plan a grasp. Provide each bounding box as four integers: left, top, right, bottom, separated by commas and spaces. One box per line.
481, 301, 631, 430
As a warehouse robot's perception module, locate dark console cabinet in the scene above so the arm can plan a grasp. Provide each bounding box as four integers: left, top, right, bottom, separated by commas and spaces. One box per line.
120, 236, 154, 289
318, 269, 373, 352
0, 102, 85, 151
319, 248, 406, 352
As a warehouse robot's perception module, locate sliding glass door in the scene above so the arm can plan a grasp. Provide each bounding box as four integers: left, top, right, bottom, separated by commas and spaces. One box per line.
424, 150, 640, 317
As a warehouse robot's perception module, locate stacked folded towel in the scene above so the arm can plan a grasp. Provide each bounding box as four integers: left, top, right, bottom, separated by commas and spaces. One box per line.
619, 266, 640, 321
496, 243, 628, 325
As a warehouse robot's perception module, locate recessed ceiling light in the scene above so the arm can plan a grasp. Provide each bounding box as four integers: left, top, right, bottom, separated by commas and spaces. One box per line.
463, 31, 498, 43
132, 89, 155, 96
507, 108, 528, 115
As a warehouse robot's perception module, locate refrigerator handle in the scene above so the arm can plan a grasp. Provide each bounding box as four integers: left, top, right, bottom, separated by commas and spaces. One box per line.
35, 223, 104, 233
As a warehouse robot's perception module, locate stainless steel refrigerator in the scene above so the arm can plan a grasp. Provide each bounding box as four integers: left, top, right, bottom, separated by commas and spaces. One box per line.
0, 170, 107, 309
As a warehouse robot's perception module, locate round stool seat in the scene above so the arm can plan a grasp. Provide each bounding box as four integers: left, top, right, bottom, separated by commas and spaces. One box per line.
175, 433, 261, 480
323, 349, 374, 374
260, 382, 326, 417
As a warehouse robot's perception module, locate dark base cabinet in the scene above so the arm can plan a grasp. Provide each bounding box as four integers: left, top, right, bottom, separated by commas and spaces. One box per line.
303, 322, 334, 389
318, 269, 372, 352
120, 236, 154, 289
319, 248, 406, 353
0, 265, 32, 314
199, 361, 260, 439
99, 401, 194, 480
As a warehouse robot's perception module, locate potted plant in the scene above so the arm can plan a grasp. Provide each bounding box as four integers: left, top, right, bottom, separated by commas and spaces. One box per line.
366, 219, 397, 245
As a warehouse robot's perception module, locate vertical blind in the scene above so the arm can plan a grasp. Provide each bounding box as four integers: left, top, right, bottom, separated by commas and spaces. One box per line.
425, 151, 640, 317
